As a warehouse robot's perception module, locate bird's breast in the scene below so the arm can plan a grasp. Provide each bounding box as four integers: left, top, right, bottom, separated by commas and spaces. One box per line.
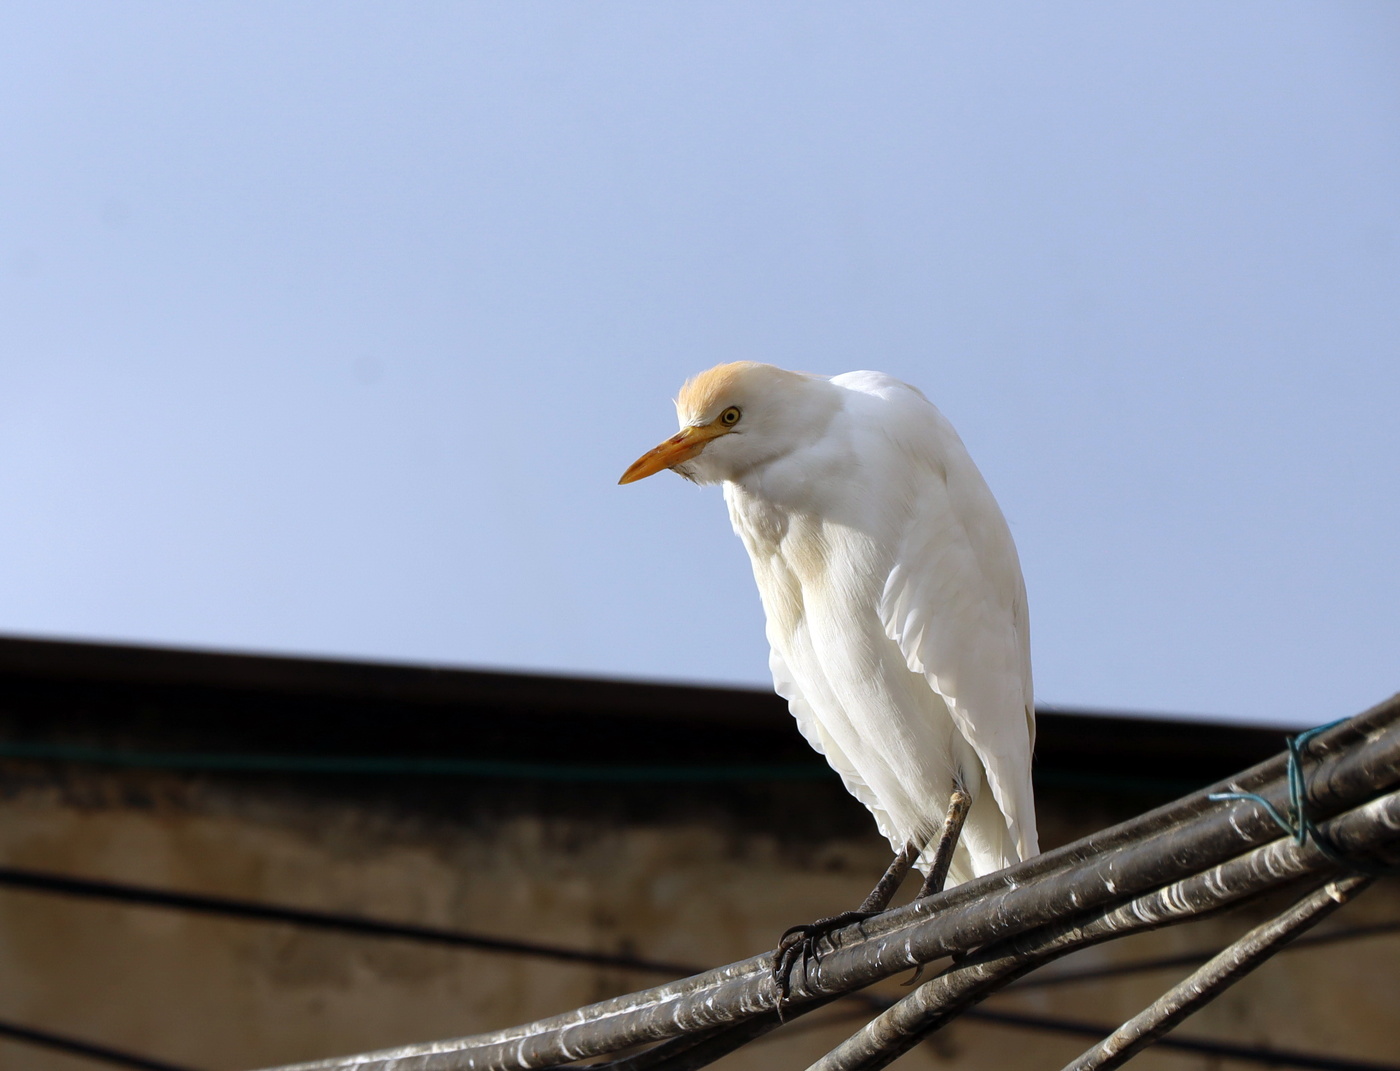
725, 483, 889, 628
725, 485, 790, 552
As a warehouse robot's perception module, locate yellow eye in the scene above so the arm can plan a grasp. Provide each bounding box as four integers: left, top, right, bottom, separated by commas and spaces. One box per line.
719, 406, 741, 427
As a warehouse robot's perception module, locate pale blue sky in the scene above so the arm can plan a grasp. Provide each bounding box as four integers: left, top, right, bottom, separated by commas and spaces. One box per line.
1, 3, 1396, 725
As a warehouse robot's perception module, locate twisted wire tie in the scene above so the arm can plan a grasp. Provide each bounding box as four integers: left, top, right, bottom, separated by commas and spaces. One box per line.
1209, 717, 1398, 877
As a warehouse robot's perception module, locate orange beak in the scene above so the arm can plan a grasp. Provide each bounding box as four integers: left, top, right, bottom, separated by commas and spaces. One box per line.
618, 424, 729, 484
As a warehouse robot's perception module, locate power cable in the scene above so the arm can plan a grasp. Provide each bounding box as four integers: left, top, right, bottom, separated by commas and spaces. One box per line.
0, 1018, 200, 1071
966, 1008, 1400, 1071
1011, 919, 1400, 989
3, 863, 1398, 1071
4, 864, 1393, 989
0, 865, 695, 976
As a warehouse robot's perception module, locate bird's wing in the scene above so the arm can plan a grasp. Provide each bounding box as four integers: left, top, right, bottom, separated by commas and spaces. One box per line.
838, 374, 1038, 861
767, 645, 900, 846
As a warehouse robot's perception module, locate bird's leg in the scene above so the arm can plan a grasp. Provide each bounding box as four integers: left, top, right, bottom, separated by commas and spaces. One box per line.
855, 839, 921, 914
914, 788, 972, 900
901, 788, 973, 987
772, 841, 919, 1002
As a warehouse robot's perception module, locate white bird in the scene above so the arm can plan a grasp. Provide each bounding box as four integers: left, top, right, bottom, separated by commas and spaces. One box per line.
620, 363, 1037, 910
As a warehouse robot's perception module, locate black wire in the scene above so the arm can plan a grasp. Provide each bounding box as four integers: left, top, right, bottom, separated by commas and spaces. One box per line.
756, 990, 1400, 1071
1011, 919, 1400, 989
0, 865, 696, 976
12, 864, 1392, 991
4, 864, 1398, 1071
0, 1018, 201, 1071
965, 1008, 1400, 1071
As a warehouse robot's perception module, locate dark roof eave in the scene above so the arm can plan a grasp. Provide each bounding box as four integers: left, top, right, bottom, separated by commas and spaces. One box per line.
0, 634, 1296, 781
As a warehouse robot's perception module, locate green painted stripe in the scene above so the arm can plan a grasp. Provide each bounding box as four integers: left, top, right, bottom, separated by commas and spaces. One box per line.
1034, 768, 1207, 796
0, 742, 834, 783
0, 743, 1207, 794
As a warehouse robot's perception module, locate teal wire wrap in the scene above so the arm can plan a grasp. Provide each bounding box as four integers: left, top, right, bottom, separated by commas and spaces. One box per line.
1210, 717, 1398, 876
1207, 789, 1297, 839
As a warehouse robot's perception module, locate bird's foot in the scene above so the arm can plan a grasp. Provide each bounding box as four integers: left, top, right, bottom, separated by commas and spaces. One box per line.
770, 843, 923, 1008
772, 909, 876, 1003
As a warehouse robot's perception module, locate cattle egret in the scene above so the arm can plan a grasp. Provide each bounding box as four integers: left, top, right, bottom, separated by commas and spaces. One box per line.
620, 362, 1037, 988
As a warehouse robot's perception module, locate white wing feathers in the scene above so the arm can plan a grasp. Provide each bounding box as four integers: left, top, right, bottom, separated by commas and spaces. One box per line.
878, 466, 1037, 864
768, 646, 894, 837
856, 376, 1036, 865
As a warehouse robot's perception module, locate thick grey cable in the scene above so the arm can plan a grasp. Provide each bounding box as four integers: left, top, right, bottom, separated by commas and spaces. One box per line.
804, 795, 1394, 1071
1059, 875, 1371, 1071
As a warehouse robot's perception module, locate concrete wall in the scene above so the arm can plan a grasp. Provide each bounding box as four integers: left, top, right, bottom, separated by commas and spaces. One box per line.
0, 760, 1395, 1071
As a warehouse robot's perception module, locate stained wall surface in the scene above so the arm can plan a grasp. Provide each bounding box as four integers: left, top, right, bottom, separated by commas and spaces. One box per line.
2, 767, 1397, 1071
0, 639, 1395, 1071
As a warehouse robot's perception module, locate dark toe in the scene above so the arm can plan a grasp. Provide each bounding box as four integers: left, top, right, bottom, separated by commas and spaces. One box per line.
772, 909, 878, 1001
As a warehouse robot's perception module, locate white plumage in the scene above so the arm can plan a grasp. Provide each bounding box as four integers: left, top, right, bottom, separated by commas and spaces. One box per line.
621, 362, 1036, 887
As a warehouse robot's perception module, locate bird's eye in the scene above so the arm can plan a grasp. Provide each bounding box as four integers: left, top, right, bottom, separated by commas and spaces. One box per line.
720, 407, 741, 427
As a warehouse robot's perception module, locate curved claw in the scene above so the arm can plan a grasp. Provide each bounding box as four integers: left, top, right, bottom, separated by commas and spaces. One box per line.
772, 935, 808, 1004
771, 909, 877, 1005
779, 909, 875, 945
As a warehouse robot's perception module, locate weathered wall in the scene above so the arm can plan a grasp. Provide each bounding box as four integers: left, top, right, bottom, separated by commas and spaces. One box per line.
0, 761, 1395, 1071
